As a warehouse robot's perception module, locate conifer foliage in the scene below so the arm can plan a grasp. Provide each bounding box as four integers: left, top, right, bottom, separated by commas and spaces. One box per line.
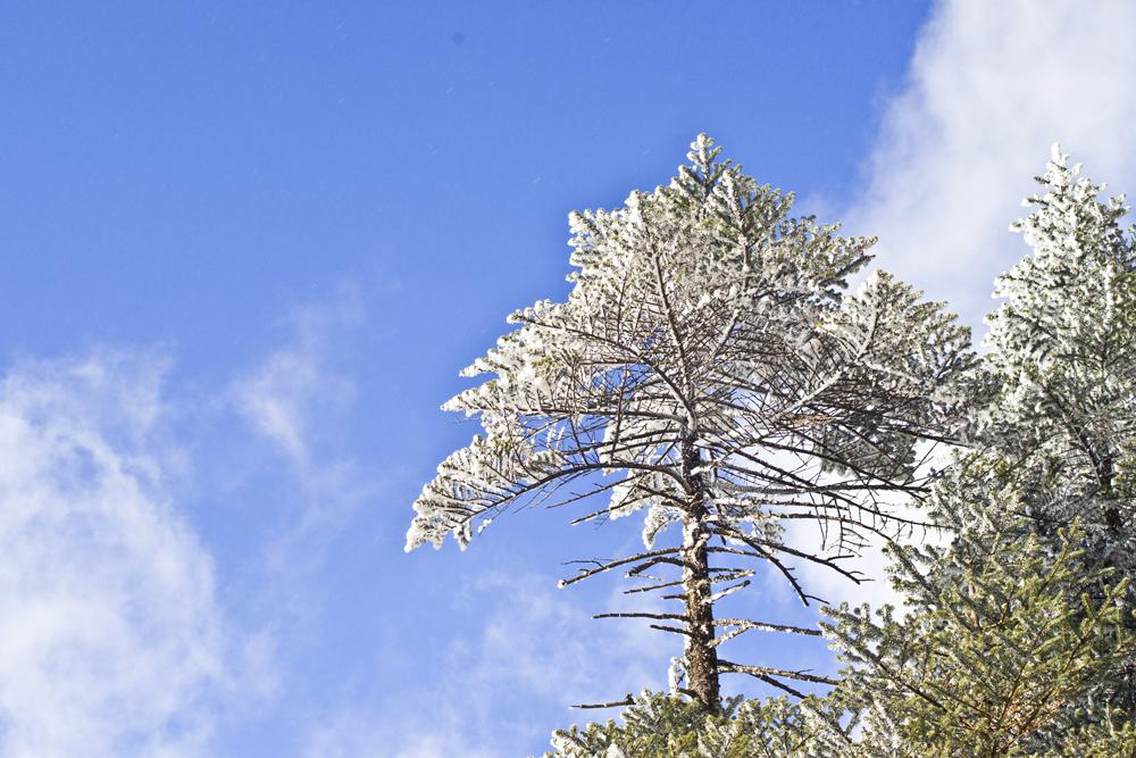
547, 692, 849, 758
983, 145, 1136, 542
813, 151, 1136, 754
825, 484, 1135, 755
807, 149, 1136, 755
407, 135, 972, 708
540, 150, 1136, 755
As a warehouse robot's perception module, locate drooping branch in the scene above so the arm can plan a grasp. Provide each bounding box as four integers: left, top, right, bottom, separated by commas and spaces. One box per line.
712, 525, 866, 584
706, 545, 825, 606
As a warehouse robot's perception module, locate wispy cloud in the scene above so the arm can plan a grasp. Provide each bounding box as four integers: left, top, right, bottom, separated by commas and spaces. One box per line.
231, 289, 361, 467
229, 287, 380, 574
0, 291, 382, 756
0, 351, 230, 757
303, 569, 671, 757
461, 571, 667, 714
845, 0, 1136, 327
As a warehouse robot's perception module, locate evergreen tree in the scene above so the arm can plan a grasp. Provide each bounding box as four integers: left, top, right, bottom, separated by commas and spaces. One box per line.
977, 146, 1136, 715
824, 469, 1135, 756
983, 145, 1136, 539
539, 149, 1136, 756
818, 149, 1136, 755
407, 135, 972, 708
551, 476, 1135, 756
546, 690, 849, 758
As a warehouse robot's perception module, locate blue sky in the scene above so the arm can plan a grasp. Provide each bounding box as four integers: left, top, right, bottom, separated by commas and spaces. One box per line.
2, 2, 1136, 756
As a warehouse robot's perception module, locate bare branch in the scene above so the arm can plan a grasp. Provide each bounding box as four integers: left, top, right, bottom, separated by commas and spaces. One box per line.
571, 694, 635, 710
712, 618, 822, 648
558, 547, 683, 588
718, 659, 839, 687
594, 611, 688, 622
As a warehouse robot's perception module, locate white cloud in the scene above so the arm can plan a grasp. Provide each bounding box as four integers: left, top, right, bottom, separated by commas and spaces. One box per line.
845, 0, 1136, 328
782, 499, 952, 614
0, 351, 230, 757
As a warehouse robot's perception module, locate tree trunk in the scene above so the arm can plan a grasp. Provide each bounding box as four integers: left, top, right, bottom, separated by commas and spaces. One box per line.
681, 440, 720, 710
1101, 454, 1122, 532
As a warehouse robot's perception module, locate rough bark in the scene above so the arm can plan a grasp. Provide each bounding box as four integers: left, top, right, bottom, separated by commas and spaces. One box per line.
680, 439, 720, 710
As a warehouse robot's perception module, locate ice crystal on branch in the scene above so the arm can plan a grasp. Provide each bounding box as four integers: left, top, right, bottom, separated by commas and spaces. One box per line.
407, 135, 973, 708
985, 145, 1136, 537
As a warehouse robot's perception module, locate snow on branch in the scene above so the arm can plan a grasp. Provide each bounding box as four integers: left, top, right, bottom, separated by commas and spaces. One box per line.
407, 134, 976, 705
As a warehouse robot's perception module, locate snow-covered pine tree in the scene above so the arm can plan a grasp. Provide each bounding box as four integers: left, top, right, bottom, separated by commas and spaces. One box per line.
984, 145, 1136, 539
981, 147, 1136, 714
406, 135, 972, 709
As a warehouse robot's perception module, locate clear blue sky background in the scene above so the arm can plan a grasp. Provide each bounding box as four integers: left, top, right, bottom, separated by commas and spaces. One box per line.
9, 2, 1133, 756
